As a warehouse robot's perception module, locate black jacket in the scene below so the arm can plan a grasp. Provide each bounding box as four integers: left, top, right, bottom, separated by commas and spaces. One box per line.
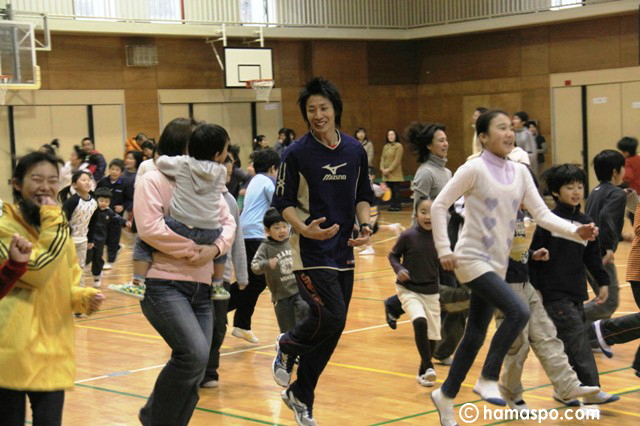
529, 201, 609, 303
88, 208, 127, 243
585, 181, 626, 255
96, 176, 133, 213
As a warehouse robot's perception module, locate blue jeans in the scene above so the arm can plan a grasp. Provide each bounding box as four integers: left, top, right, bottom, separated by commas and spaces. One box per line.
441, 272, 530, 398
139, 279, 213, 426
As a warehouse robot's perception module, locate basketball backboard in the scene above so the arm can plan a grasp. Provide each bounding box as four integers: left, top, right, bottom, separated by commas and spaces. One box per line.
0, 20, 37, 85
224, 47, 273, 88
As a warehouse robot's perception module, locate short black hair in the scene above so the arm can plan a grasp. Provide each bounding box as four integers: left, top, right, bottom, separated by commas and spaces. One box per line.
476, 107, 489, 114
263, 207, 286, 229
514, 111, 529, 123
252, 148, 280, 174
109, 158, 125, 171
617, 136, 638, 156
298, 77, 343, 128
94, 187, 113, 200
543, 164, 586, 199
593, 149, 625, 182
188, 123, 229, 161
126, 150, 144, 169
71, 169, 92, 185
81, 137, 93, 146
140, 140, 155, 151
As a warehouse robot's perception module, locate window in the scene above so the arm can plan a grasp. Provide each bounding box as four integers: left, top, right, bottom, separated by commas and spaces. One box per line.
240, 0, 277, 25
73, 0, 182, 21
74, 0, 116, 18
550, 0, 584, 11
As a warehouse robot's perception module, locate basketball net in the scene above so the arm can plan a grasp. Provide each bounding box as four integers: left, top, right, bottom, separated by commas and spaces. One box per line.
248, 79, 274, 103
0, 76, 9, 105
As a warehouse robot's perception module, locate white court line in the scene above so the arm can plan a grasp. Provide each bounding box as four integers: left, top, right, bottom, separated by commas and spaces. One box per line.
75, 319, 407, 384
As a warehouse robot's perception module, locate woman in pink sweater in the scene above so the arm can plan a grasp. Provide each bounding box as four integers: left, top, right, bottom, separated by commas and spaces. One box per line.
134, 118, 236, 426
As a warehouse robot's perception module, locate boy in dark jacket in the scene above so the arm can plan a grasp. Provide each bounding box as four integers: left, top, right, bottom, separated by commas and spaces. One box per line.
251, 208, 308, 334
584, 150, 626, 324
87, 187, 127, 288
96, 158, 132, 267
530, 164, 618, 405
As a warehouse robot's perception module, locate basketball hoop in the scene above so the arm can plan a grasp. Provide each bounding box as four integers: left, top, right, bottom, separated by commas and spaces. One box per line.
0, 75, 10, 105
246, 79, 274, 102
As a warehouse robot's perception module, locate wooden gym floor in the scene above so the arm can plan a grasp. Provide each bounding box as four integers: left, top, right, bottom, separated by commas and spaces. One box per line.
57, 209, 640, 425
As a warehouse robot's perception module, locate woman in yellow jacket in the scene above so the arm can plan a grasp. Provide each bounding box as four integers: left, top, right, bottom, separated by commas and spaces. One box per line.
0, 152, 104, 426
380, 129, 405, 211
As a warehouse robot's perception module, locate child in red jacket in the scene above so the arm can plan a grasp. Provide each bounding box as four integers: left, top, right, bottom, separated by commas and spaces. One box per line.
0, 233, 33, 300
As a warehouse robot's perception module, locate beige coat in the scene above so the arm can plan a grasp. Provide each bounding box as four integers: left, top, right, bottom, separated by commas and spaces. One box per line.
380, 142, 404, 182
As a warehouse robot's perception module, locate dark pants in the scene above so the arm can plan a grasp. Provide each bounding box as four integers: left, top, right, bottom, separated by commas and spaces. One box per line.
106, 218, 122, 262
0, 388, 65, 426
387, 181, 402, 210
593, 312, 640, 371
544, 299, 600, 387
441, 272, 529, 398
279, 269, 354, 407
86, 240, 106, 277
274, 293, 310, 333
226, 239, 266, 330
204, 282, 231, 383
139, 279, 213, 426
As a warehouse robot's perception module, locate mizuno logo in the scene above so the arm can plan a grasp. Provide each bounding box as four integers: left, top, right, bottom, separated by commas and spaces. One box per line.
322, 162, 347, 181
322, 163, 347, 175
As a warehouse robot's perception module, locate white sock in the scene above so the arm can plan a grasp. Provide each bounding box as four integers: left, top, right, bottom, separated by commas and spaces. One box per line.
474, 376, 503, 401
431, 388, 455, 421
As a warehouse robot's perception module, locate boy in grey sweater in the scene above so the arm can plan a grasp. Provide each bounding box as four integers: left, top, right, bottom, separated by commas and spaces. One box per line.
251, 208, 308, 332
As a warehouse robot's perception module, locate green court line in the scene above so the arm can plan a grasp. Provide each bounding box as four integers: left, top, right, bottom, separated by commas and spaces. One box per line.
75, 311, 142, 323
369, 367, 635, 425
75, 383, 281, 425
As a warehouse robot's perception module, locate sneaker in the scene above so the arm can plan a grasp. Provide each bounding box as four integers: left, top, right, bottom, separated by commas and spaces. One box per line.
200, 379, 219, 388
389, 223, 404, 237
592, 320, 613, 358
103, 263, 113, 270
384, 301, 398, 330
231, 327, 259, 343
211, 285, 231, 300
553, 391, 580, 407
583, 390, 620, 405
504, 396, 529, 413
281, 388, 316, 426
108, 282, 146, 300
416, 368, 436, 387
565, 385, 600, 400
93, 279, 102, 289
359, 245, 375, 255
436, 356, 453, 366
473, 377, 506, 406
272, 334, 296, 387
430, 388, 457, 426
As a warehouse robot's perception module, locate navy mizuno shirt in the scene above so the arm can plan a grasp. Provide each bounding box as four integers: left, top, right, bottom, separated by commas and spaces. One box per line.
272, 131, 375, 271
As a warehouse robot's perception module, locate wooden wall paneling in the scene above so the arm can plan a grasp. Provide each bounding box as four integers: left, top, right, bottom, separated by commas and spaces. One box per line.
124, 89, 160, 139
519, 26, 550, 77
12, 106, 53, 156
50, 105, 90, 162
0, 107, 12, 201
367, 41, 419, 86
156, 38, 224, 90
587, 83, 622, 190
159, 104, 190, 131
44, 35, 125, 90
255, 102, 283, 151
93, 105, 126, 162
270, 40, 308, 89
621, 81, 640, 140
619, 14, 640, 68
548, 16, 623, 74
462, 95, 491, 157
310, 40, 368, 83
552, 86, 583, 167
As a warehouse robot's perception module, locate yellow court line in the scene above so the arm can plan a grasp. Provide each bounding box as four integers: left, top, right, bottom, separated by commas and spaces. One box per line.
76, 324, 162, 340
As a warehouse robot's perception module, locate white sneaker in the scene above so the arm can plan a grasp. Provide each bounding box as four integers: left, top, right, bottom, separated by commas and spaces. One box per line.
103, 263, 113, 270
389, 223, 404, 236
437, 356, 453, 366
430, 388, 457, 426
565, 384, 600, 400
583, 390, 620, 405
473, 377, 506, 406
359, 246, 375, 255
93, 279, 102, 288
416, 368, 437, 387
504, 396, 529, 413
231, 327, 259, 343
200, 379, 219, 388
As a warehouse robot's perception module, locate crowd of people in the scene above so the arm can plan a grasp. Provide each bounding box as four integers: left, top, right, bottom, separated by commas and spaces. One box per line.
1, 75, 640, 426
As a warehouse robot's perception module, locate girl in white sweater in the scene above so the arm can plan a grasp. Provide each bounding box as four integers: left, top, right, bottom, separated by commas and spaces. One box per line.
429, 110, 598, 426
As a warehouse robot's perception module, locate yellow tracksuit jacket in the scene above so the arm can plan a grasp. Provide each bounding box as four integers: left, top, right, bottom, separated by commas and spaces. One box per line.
0, 203, 99, 391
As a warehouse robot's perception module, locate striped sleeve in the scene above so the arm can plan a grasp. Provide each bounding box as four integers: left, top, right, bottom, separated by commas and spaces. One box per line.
0, 205, 70, 290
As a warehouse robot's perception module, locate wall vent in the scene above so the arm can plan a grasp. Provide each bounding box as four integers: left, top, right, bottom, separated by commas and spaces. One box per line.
126, 45, 158, 67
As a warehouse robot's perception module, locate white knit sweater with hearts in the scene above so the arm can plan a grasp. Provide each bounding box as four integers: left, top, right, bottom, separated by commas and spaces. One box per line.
432, 155, 579, 284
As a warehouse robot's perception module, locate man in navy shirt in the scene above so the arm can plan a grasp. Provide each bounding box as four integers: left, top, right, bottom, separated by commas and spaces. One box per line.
271, 77, 375, 425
